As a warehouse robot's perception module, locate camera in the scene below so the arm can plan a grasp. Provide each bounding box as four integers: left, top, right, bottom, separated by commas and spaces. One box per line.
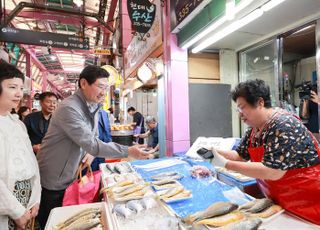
295, 81, 317, 100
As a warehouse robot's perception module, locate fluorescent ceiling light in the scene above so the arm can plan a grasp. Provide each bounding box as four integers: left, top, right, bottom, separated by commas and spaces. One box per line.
192, 9, 263, 53
261, 0, 285, 12
181, 0, 254, 49
226, 0, 236, 20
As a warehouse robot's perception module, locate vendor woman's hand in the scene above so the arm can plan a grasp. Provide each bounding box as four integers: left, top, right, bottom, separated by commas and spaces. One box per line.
128, 145, 151, 159
211, 147, 229, 168
82, 153, 95, 166
14, 210, 32, 229
310, 91, 320, 104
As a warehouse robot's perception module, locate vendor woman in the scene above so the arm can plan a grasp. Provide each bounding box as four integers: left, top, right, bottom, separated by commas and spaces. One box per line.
210, 79, 320, 225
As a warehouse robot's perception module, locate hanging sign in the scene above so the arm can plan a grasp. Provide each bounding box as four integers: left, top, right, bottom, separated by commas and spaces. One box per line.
127, 0, 156, 40
94, 49, 111, 55
0, 27, 89, 50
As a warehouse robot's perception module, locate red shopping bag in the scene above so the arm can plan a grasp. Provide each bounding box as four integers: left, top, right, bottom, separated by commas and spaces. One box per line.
62, 163, 101, 206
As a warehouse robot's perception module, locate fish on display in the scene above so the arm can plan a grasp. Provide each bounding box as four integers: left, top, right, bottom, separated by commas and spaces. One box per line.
159, 186, 184, 199
162, 190, 192, 202
152, 174, 184, 181
194, 212, 245, 227
240, 198, 273, 213
183, 202, 239, 224
53, 208, 101, 230
126, 199, 144, 213
152, 179, 178, 186
222, 218, 262, 230
140, 196, 158, 209
151, 171, 178, 180
113, 204, 134, 218
112, 183, 148, 198
248, 205, 283, 218
106, 164, 115, 174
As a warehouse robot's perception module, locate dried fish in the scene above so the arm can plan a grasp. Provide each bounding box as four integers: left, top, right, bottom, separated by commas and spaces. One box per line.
153, 181, 180, 190
223, 218, 262, 230
195, 212, 245, 227
152, 174, 184, 181
63, 217, 101, 230
126, 200, 144, 213
159, 186, 184, 199
151, 171, 178, 180
112, 183, 149, 198
53, 208, 101, 229
106, 164, 115, 174
184, 202, 239, 224
114, 189, 146, 202
113, 204, 134, 218
152, 179, 178, 186
243, 198, 273, 213
140, 196, 158, 209
162, 190, 192, 202
248, 205, 282, 218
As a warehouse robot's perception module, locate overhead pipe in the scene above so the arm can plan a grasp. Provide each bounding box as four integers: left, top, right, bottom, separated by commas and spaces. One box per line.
4, 2, 115, 33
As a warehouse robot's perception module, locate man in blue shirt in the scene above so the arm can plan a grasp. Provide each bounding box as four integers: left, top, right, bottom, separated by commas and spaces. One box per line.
136, 116, 159, 156
24, 92, 58, 154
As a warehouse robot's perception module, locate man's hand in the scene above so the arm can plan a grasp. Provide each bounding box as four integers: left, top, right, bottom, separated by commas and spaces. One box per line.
310, 90, 320, 104
82, 153, 95, 165
14, 210, 32, 230
211, 147, 229, 168
29, 203, 39, 218
128, 146, 151, 159
32, 144, 41, 154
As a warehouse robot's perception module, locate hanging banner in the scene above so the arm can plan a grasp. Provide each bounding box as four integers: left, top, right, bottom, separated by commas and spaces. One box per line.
0, 27, 89, 50
124, 0, 162, 79
127, 0, 156, 40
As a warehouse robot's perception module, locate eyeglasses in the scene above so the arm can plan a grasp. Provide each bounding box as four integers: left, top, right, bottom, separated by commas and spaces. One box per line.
235, 105, 246, 113
93, 83, 109, 91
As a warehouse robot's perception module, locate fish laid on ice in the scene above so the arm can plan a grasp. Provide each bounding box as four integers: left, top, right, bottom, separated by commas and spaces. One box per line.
140, 196, 158, 209
106, 164, 115, 174
126, 200, 144, 213
195, 212, 245, 227
154, 217, 179, 230
242, 198, 273, 213
113, 204, 134, 218
223, 218, 262, 230
151, 171, 178, 180
184, 202, 239, 224
248, 205, 282, 218
114, 164, 128, 174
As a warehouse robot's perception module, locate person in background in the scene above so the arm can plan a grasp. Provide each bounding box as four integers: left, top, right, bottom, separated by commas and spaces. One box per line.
209, 79, 320, 225
0, 60, 41, 230
127, 106, 145, 144
17, 106, 30, 121
136, 116, 159, 157
37, 65, 151, 228
24, 92, 58, 154
107, 107, 115, 124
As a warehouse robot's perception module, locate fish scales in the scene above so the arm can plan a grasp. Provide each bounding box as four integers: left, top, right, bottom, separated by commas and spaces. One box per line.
223, 218, 262, 230
248, 205, 282, 218
245, 198, 273, 213
195, 212, 245, 227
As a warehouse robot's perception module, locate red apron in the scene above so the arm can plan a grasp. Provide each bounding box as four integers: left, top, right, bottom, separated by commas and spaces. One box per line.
248, 116, 320, 225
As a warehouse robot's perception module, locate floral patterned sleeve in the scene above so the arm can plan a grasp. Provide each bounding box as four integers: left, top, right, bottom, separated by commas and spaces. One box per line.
236, 128, 252, 161
262, 114, 319, 170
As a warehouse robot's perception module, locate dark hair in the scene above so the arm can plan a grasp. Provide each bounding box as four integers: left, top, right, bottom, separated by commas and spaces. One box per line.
231, 79, 272, 108
17, 106, 29, 120
127, 107, 136, 113
108, 107, 114, 114
78, 65, 109, 88
39, 91, 58, 101
0, 60, 24, 95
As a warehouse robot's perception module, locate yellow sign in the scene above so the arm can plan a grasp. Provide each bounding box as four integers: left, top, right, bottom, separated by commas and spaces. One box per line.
94, 49, 111, 55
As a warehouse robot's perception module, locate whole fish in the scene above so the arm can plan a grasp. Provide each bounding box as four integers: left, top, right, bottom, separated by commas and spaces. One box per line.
54, 208, 101, 229
152, 179, 178, 186
244, 198, 273, 213
248, 205, 282, 218
223, 218, 262, 230
184, 202, 239, 224
126, 200, 144, 213
151, 171, 178, 180
113, 204, 133, 218
152, 174, 183, 181
140, 196, 158, 209
63, 217, 101, 230
112, 183, 148, 197
159, 186, 184, 199
114, 189, 146, 201
195, 212, 245, 227
163, 190, 192, 202
106, 164, 115, 174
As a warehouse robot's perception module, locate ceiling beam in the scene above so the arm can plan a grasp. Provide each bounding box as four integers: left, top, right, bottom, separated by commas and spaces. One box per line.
5, 9, 102, 27
4, 2, 115, 33
104, 0, 118, 45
